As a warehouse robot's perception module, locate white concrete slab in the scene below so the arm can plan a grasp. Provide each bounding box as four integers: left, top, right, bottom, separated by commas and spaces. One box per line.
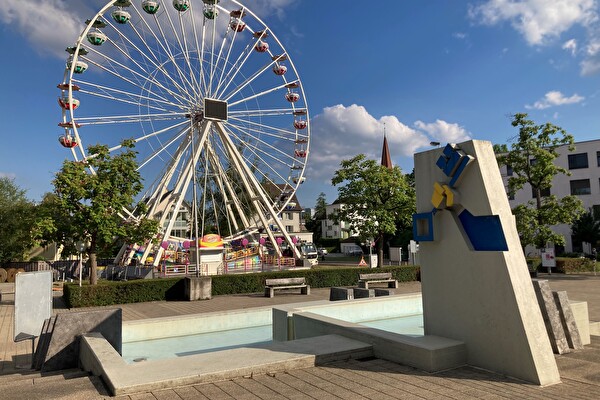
80, 333, 373, 396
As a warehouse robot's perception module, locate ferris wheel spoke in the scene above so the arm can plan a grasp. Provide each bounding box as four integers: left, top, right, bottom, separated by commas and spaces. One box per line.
164, 6, 204, 100
106, 18, 193, 103
78, 52, 191, 107
175, 9, 202, 101
150, 10, 198, 99
227, 80, 298, 107
78, 88, 174, 114
125, 6, 201, 100
211, 16, 258, 98
229, 107, 297, 117
224, 125, 294, 188
72, 112, 185, 126
227, 116, 298, 141
77, 82, 179, 111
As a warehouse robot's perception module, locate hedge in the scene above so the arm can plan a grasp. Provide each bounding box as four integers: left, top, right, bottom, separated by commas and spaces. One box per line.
555, 257, 597, 274
63, 265, 420, 308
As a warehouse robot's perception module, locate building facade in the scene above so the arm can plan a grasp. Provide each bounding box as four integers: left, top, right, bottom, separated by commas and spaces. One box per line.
500, 139, 600, 253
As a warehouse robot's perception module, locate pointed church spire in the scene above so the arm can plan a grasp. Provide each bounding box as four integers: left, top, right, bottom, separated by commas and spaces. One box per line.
381, 123, 392, 169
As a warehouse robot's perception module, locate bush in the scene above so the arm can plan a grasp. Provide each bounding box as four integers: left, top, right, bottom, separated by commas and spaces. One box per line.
555, 257, 597, 274
63, 265, 420, 307
63, 278, 183, 308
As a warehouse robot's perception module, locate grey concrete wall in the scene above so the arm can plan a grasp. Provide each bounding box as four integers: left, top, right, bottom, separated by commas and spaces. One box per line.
415, 140, 560, 385
292, 312, 466, 372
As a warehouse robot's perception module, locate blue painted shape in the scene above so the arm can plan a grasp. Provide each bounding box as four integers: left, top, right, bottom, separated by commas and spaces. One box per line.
413, 211, 435, 242
435, 144, 455, 173
457, 209, 508, 251
448, 155, 471, 187
436, 144, 465, 179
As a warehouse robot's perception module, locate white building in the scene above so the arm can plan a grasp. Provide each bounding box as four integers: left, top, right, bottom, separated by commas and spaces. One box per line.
263, 183, 313, 243
499, 139, 600, 253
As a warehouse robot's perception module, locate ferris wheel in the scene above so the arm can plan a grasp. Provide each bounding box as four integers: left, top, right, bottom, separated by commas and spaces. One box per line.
57, 0, 310, 264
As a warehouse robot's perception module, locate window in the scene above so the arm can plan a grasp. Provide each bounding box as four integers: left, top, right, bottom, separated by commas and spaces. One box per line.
284, 212, 293, 220
570, 179, 591, 195
531, 187, 550, 198
568, 153, 588, 169
285, 225, 293, 233
593, 204, 600, 218
597, 151, 600, 167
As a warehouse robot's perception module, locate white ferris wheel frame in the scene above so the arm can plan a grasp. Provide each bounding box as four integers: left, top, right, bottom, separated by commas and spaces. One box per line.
58, 0, 310, 265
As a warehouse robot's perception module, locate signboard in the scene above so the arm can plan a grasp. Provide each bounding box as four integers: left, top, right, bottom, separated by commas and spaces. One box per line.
409, 240, 419, 254
14, 271, 53, 340
541, 248, 556, 268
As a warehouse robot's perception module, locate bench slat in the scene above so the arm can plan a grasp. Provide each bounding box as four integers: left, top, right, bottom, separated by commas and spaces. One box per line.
265, 277, 306, 286
359, 273, 392, 280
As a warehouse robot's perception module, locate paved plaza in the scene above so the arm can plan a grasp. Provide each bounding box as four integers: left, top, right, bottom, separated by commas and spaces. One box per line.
1, 273, 599, 399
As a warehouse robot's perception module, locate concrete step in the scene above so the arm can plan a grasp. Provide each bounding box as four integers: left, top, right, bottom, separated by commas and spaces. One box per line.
0, 368, 88, 384
590, 321, 600, 336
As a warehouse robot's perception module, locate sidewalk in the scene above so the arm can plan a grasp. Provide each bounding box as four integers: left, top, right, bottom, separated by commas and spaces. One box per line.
1, 275, 599, 399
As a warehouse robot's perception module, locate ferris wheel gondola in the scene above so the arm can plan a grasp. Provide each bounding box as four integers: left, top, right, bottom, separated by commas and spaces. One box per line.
57, 0, 310, 265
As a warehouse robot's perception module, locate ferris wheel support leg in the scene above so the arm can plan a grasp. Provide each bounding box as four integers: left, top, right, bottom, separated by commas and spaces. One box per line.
150, 121, 213, 267
215, 122, 302, 260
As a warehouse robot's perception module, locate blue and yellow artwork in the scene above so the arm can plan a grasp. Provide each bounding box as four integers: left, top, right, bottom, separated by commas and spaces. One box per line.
413, 143, 508, 251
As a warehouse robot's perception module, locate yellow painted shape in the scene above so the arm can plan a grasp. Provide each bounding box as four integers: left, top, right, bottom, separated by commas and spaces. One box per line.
431, 182, 445, 208
442, 184, 454, 207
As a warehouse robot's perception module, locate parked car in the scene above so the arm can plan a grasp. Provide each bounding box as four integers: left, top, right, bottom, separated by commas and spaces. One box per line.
349, 249, 363, 256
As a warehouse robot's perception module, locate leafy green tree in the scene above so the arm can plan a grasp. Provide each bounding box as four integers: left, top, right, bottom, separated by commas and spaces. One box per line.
0, 178, 40, 264
571, 209, 600, 252
304, 192, 327, 243
497, 113, 584, 249
331, 155, 415, 266
45, 140, 159, 284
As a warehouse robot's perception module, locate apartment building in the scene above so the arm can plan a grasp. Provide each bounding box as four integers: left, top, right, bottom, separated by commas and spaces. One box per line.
500, 139, 600, 253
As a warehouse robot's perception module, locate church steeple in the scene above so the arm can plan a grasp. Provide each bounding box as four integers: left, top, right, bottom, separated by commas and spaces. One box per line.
381, 124, 392, 169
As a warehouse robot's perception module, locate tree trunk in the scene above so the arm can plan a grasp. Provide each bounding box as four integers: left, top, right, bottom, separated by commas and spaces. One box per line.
88, 233, 98, 285
89, 252, 98, 285
377, 231, 384, 267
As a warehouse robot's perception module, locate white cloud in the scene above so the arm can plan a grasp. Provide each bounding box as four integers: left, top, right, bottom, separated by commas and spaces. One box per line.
248, 0, 299, 19
453, 32, 468, 39
468, 0, 598, 45
563, 38, 578, 55
0, 172, 17, 179
0, 0, 95, 58
304, 104, 470, 182
525, 90, 585, 109
413, 120, 472, 144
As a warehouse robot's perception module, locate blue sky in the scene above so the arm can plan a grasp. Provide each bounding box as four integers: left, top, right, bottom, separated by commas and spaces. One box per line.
1, 0, 600, 210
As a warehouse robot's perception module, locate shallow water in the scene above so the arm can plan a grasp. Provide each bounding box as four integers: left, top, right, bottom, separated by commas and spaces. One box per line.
122, 324, 272, 363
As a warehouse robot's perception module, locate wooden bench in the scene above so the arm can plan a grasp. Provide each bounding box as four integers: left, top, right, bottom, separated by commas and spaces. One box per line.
264, 277, 310, 298
358, 273, 398, 289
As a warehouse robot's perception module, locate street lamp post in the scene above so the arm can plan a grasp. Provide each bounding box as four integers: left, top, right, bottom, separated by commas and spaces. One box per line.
76, 241, 88, 287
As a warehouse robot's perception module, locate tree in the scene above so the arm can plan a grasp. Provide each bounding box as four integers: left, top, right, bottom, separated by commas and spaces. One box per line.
304, 192, 326, 243
331, 154, 415, 267
571, 209, 600, 253
497, 113, 584, 249
46, 140, 159, 284
0, 178, 40, 264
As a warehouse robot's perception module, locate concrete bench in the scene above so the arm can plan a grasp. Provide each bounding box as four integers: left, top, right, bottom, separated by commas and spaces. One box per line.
265, 277, 310, 298
358, 273, 398, 289
0, 290, 15, 302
